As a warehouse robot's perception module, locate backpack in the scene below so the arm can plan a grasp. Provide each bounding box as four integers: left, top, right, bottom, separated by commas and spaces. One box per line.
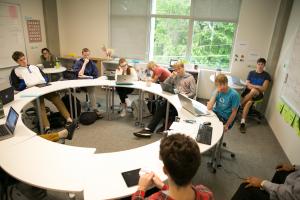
79, 111, 97, 125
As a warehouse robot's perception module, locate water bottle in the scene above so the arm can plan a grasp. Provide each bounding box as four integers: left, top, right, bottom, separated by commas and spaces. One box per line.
55, 57, 60, 68
146, 70, 151, 87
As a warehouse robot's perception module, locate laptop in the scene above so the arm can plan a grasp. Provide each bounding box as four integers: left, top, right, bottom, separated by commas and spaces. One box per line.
0, 107, 19, 141
231, 76, 244, 86
178, 93, 209, 116
160, 82, 176, 94
0, 87, 14, 105
43, 61, 55, 68
116, 75, 134, 85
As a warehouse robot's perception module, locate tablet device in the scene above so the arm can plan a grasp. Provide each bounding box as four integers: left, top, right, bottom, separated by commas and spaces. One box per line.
35, 83, 51, 88
121, 168, 141, 187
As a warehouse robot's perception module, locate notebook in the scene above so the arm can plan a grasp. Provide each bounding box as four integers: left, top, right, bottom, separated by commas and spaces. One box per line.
178, 93, 208, 116
0, 107, 19, 141
121, 168, 141, 187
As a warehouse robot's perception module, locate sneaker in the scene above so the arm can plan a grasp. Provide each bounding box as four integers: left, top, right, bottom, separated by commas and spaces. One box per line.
125, 98, 132, 107
65, 121, 77, 140
133, 129, 152, 138
240, 123, 246, 133
94, 109, 104, 119
120, 109, 126, 117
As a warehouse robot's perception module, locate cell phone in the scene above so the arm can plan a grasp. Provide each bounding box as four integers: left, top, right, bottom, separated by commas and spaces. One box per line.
184, 119, 196, 124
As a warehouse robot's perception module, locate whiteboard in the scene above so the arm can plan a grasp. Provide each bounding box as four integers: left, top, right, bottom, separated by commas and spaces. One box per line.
0, 3, 26, 68
281, 25, 300, 116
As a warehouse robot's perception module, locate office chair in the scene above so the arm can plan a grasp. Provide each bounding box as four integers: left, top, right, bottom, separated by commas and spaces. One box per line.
208, 117, 237, 173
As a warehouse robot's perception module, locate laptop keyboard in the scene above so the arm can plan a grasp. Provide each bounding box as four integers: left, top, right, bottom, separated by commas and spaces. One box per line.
196, 124, 212, 145
0, 125, 9, 136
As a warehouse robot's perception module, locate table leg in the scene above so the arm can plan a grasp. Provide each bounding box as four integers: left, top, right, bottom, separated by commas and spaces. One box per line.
73, 88, 78, 121
164, 101, 170, 131
68, 89, 74, 119
35, 98, 44, 134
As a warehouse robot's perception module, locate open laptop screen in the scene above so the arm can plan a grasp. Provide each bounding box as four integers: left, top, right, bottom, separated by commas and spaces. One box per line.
6, 107, 19, 133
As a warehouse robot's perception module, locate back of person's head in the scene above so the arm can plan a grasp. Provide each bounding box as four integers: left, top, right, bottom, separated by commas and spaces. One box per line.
215, 74, 228, 85
147, 61, 156, 70
82, 48, 90, 53
41, 48, 50, 54
12, 51, 25, 62
257, 58, 266, 65
159, 133, 201, 186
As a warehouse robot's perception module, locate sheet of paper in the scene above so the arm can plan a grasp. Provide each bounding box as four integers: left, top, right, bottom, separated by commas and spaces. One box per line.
281, 105, 296, 125
292, 116, 300, 137
276, 101, 284, 113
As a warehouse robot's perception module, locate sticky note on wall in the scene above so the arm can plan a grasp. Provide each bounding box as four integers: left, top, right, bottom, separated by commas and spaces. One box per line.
292, 116, 300, 136
281, 105, 296, 125
276, 101, 284, 113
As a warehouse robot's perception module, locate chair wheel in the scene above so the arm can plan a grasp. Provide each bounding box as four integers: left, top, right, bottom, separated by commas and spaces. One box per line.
222, 142, 227, 147
217, 164, 222, 168
231, 153, 235, 158
212, 168, 216, 173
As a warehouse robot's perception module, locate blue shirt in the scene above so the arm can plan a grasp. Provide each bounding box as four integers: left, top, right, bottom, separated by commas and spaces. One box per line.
247, 70, 271, 86
73, 58, 98, 79
213, 88, 240, 121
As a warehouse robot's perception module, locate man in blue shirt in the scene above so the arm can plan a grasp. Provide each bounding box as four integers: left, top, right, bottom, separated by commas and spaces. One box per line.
240, 58, 271, 133
73, 48, 102, 118
207, 74, 240, 131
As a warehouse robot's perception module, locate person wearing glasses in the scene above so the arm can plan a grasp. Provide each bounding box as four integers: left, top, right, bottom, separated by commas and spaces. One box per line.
40, 48, 55, 67
115, 58, 138, 117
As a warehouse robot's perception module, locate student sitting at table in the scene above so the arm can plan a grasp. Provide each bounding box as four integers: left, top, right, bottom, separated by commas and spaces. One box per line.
207, 74, 240, 132
40, 48, 55, 67
133, 61, 196, 138
146, 61, 171, 83
239, 58, 271, 133
132, 133, 214, 200
10, 51, 76, 139
73, 48, 103, 119
115, 58, 138, 117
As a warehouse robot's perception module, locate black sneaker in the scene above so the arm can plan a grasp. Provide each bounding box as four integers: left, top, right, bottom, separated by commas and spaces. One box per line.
66, 121, 77, 140
240, 123, 246, 133
133, 129, 152, 138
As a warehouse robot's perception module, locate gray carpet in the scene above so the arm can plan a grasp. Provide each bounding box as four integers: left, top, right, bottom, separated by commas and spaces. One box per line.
20, 89, 290, 200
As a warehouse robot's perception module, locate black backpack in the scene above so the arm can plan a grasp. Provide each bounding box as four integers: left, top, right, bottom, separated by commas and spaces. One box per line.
79, 111, 97, 125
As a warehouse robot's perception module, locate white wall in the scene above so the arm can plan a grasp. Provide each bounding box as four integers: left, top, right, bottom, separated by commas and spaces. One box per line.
0, 0, 47, 80
266, 0, 300, 164
56, 0, 109, 58
197, 0, 280, 99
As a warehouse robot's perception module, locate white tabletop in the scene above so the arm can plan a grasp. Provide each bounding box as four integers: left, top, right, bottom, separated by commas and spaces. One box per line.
0, 79, 223, 199
42, 66, 66, 74
210, 74, 245, 90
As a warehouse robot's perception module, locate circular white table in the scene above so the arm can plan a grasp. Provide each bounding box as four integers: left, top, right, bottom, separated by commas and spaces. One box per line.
42, 66, 66, 82
0, 80, 223, 199
209, 74, 245, 90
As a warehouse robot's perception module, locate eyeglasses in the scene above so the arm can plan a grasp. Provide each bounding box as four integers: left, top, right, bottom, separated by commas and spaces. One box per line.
120, 64, 128, 68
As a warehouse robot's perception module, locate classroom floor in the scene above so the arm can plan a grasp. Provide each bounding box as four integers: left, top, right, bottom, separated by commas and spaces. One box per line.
17, 88, 290, 200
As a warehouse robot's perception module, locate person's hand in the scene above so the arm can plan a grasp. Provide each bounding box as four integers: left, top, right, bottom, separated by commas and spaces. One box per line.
152, 174, 164, 189
137, 172, 154, 191
171, 71, 177, 78
276, 163, 295, 172
207, 101, 213, 110
223, 125, 229, 132
244, 176, 263, 188
83, 58, 89, 64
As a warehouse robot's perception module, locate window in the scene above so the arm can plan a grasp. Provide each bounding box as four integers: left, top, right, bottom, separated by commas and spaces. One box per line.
110, 0, 240, 71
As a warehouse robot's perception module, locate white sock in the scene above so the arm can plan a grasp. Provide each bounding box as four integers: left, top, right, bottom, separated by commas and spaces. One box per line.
58, 129, 68, 138
241, 118, 245, 124
145, 128, 150, 130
